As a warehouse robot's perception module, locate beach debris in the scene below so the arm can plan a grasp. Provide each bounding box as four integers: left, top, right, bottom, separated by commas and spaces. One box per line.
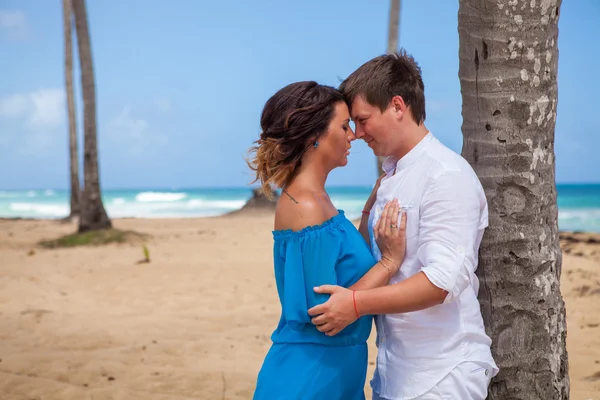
137, 244, 151, 264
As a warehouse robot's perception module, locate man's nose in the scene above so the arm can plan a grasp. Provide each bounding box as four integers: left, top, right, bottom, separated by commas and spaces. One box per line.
354, 126, 365, 139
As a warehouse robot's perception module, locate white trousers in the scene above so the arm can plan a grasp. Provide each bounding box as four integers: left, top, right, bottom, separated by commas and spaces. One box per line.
372, 361, 493, 400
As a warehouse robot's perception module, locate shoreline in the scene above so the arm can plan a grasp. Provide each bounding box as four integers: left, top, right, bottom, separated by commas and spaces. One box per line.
2, 213, 600, 236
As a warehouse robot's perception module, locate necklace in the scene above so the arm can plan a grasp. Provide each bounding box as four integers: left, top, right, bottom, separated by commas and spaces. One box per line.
282, 189, 299, 204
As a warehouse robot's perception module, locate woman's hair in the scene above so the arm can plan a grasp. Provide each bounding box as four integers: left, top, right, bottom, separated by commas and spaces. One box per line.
247, 81, 344, 197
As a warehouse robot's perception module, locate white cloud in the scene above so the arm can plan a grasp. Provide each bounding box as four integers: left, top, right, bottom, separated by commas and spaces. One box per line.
29, 89, 66, 129
0, 89, 65, 130
0, 10, 29, 40
153, 98, 171, 114
0, 93, 27, 117
105, 106, 169, 157
101, 106, 169, 159
109, 107, 149, 139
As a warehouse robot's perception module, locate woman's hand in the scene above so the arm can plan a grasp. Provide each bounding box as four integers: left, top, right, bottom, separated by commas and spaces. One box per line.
374, 199, 407, 273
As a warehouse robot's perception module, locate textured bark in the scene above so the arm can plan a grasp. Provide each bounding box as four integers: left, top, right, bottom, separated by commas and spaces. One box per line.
386, 0, 401, 55
458, 1, 568, 399
63, 0, 80, 219
72, 0, 111, 232
378, 0, 402, 174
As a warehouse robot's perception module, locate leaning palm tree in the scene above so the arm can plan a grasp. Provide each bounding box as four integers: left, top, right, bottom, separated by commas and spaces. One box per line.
62, 0, 80, 220
458, 1, 568, 399
72, 0, 111, 232
378, 0, 401, 174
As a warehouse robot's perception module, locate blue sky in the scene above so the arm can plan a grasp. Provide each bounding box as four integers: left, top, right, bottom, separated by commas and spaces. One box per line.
0, 0, 597, 189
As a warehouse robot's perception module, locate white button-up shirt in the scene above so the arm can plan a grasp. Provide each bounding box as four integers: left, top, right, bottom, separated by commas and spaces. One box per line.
368, 132, 499, 399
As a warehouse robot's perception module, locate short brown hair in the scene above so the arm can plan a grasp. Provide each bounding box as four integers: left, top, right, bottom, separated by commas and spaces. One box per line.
247, 81, 344, 197
339, 50, 426, 124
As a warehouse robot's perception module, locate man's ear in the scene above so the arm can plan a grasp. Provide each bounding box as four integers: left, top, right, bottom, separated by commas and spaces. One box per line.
390, 95, 407, 119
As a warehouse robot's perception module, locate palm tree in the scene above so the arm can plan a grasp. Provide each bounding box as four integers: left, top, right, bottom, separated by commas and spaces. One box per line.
62, 0, 80, 220
379, 0, 401, 174
458, 1, 568, 399
386, 0, 401, 55
71, 0, 111, 232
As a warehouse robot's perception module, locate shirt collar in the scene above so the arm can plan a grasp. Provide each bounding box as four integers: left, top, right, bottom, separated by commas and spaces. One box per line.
381, 132, 434, 174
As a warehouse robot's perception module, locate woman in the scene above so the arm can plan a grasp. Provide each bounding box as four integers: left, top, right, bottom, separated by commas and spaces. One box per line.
248, 81, 406, 399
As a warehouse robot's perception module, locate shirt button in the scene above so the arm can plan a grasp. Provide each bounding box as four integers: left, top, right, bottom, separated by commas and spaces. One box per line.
457, 246, 465, 254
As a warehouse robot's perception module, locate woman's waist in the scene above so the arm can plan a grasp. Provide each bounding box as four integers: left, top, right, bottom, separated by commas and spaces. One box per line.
272, 317, 372, 346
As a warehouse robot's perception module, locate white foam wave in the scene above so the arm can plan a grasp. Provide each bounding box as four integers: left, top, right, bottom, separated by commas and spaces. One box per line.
99, 197, 245, 218
558, 208, 600, 231
9, 202, 69, 217
185, 199, 246, 209
112, 197, 126, 205
135, 192, 188, 202
558, 208, 600, 220
44, 189, 56, 196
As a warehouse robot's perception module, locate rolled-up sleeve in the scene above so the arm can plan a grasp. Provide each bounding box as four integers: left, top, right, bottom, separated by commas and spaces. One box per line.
418, 171, 482, 303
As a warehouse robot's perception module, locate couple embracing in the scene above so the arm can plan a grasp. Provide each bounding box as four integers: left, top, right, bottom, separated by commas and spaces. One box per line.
248, 51, 499, 400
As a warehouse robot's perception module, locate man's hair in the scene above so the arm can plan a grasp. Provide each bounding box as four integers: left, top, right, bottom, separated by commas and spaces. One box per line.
339, 49, 426, 124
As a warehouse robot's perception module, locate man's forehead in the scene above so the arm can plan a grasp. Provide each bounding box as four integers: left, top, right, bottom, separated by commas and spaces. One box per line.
350, 96, 371, 119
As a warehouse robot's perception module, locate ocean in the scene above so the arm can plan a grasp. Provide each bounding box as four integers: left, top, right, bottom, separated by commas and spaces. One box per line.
1, 185, 599, 232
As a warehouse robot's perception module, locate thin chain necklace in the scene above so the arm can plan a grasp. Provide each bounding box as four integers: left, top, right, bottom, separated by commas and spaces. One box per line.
281, 189, 299, 204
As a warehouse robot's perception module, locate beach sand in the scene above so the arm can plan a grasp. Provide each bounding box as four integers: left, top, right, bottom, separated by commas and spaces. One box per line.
0, 214, 599, 399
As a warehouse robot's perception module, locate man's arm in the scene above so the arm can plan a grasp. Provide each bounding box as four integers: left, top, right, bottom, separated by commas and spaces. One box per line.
358, 174, 385, 246
358, 213, 371, 246
353, 272, 446, 314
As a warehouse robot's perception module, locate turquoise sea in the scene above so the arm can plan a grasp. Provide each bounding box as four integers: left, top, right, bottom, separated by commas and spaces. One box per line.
1, 185, 599, 232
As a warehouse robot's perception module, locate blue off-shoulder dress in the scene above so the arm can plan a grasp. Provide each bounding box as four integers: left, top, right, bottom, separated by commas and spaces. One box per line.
253, 210, 376, 400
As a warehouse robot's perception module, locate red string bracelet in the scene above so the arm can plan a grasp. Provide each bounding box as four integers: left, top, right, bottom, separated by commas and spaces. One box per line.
352, 290, 360, 319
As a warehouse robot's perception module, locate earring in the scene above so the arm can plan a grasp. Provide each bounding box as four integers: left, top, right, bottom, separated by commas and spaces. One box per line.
314, 141, 319, 148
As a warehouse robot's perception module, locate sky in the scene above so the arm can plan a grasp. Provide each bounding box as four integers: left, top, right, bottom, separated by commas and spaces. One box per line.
0, 0, 598, 190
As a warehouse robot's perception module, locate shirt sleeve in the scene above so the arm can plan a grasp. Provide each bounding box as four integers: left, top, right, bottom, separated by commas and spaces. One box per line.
282, 229, 341, 330
418, 171, 483, 304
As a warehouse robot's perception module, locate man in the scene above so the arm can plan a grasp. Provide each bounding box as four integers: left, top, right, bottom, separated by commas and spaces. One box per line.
308, 51, 499, 399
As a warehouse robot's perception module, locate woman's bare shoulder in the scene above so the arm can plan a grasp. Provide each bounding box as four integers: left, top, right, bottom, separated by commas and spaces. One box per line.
274, 192, 332, 232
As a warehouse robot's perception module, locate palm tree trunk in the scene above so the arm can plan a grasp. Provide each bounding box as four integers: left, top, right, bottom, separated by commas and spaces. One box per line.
458, 1, 568, 399
72, 0, 111, 232
63, 0, 80, 220
379, 0, 401, 174
386, 0, 400, 55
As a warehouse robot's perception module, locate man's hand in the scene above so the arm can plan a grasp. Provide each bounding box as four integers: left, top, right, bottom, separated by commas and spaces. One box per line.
308, 285, 357, 336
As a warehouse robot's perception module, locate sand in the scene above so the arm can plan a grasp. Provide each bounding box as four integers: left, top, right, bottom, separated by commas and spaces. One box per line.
0, 215, 599, 399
